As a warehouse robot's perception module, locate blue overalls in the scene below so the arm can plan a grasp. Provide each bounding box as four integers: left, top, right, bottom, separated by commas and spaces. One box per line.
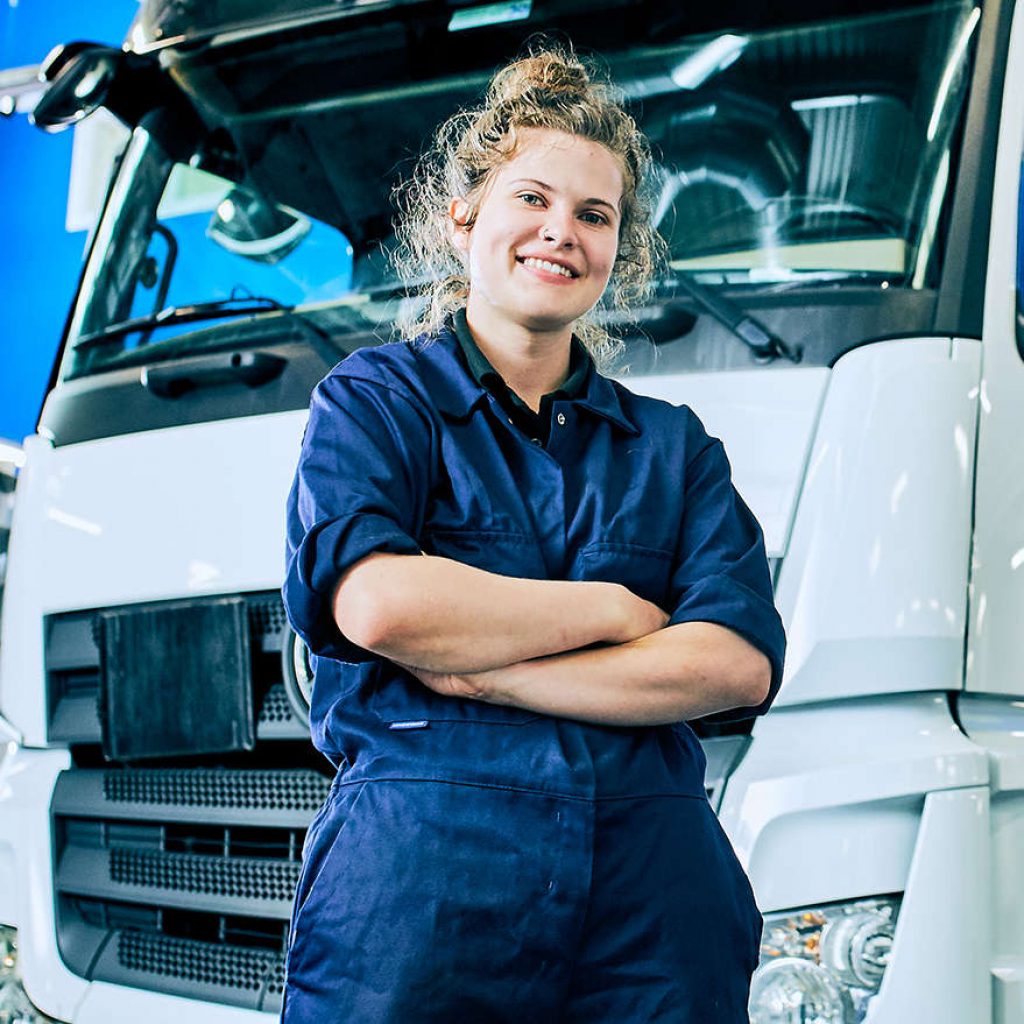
282, 319, 786, 1022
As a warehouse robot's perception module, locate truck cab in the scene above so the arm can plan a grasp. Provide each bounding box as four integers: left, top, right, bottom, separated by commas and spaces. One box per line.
2, 0, 1023, 1021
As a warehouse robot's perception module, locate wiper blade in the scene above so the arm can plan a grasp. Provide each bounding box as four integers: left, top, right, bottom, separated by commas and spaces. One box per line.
75, 297, 288, 351
673, 275, 802, 364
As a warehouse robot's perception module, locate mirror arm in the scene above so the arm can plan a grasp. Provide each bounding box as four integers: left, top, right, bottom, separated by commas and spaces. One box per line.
138, 224, 179, 348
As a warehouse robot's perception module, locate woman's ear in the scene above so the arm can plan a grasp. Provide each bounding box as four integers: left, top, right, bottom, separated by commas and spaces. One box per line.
448, 198, 472, 253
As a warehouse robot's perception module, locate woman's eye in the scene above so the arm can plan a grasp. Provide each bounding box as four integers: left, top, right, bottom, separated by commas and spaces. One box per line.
518, 193, 544, 206
580, 211, 609, 226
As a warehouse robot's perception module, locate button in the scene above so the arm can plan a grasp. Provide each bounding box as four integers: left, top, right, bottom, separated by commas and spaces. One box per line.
531, 438, 543, 446
556, 413, 566, 426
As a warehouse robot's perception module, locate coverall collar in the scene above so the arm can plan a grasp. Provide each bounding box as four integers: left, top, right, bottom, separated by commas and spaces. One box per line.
420, 317, 641, 437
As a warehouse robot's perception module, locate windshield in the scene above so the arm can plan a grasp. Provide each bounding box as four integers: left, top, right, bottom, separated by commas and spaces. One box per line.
62, 0, 978, 380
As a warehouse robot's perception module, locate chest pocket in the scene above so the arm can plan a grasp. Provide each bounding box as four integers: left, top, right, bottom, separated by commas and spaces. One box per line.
575, 541, 676, 610
424, 528, 545, 578
371, 528, 543, 726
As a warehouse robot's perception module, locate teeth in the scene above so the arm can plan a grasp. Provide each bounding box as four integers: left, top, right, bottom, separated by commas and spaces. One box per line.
522, 257, 574, 278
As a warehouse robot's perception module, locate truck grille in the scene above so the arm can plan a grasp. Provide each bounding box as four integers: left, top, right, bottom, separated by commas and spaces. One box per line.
53, 767, 331, 1013
46, 592, 327, 1012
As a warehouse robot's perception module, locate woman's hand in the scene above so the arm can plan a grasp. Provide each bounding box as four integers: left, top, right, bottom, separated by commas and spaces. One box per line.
396, 663, 493, 701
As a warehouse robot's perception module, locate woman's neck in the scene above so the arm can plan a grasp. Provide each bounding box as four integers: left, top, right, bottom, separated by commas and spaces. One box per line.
464, 301, 573, 413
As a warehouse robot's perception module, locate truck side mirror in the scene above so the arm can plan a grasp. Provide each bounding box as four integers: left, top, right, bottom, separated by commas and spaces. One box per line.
30, 44, 124, 132
206, 187, 311, 265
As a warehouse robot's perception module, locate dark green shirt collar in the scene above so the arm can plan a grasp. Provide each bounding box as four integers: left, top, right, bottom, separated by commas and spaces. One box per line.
451, 307, 590, 406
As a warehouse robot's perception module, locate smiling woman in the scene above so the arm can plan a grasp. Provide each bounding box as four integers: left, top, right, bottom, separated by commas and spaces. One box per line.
282, 41, 785, 1024
393, 46, 665, 367
448, 129, 624, 406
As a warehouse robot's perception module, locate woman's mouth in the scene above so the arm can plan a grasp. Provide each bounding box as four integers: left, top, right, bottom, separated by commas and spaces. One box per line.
517, 256, 579, 279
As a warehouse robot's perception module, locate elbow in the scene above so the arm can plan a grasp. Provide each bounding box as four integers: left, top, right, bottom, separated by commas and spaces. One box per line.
737, 653, 773, 710
336, 593, 391, 653
331, 556, 405, 654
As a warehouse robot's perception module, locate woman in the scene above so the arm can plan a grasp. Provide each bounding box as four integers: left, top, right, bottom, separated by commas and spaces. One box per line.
282, 45, 785, 1023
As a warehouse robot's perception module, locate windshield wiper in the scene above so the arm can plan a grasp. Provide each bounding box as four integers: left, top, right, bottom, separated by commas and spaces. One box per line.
75, 295, 352, 369
673, 274, 802, 364
75, 297, 289, 350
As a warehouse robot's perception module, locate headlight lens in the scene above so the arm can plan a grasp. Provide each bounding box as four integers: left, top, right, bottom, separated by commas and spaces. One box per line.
749, 896, 900, 1024
0, 925, 61, 1024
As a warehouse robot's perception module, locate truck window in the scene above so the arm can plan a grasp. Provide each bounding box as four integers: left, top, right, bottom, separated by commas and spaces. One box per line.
55, 0, 982, 385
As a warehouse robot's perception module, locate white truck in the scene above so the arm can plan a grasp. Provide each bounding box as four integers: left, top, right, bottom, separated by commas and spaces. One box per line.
2, 0, 1022, 1021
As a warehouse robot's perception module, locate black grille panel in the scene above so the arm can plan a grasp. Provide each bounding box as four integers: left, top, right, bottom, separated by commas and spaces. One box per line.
259, 684, 295, 724
69, 911, 288, 1010
117, 931, 279, 990
53, 766, 332, 1013
44, 588, 324, 1010
110, 849, 301, 902
248, 597, 289, 637
102, 767, 326, 813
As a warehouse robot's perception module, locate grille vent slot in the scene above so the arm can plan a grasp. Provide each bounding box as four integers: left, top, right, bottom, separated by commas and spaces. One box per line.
109, 849, 301, 902
100, 767, 327, 813
116, 930, 280, 990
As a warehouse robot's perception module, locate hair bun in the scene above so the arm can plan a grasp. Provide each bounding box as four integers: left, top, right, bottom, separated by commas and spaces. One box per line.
487, 49, 595, 108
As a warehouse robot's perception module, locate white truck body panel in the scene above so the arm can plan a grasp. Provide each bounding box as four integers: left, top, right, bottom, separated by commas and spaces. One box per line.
962, 8, 1024, 1022
775, 337, 980, 707
0, 746, 78, 1018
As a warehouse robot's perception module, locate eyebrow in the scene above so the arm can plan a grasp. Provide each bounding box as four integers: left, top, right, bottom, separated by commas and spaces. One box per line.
509, 178, 620, 214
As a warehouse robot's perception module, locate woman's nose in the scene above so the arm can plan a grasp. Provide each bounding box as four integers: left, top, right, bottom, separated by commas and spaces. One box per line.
541, 208, 577, 246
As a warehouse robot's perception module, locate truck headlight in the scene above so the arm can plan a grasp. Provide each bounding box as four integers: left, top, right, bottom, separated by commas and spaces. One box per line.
0, 926, 60, 1023
749, 896, 900, 1024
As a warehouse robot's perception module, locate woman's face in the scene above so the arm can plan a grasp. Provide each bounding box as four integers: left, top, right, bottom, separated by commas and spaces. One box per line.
451, 128, 623, 336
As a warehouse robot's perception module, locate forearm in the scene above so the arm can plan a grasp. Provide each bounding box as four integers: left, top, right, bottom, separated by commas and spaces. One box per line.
333, 552, 660, 673
459, 621, 772, 726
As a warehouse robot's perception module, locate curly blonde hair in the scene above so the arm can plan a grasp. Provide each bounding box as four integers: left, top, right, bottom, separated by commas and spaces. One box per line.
392, 43, 665, 366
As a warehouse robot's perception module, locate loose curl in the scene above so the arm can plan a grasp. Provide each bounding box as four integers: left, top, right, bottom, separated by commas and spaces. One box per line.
392, 43, 665, 367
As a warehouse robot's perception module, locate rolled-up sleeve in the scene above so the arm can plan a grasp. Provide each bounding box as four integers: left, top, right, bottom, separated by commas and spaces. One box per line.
669, 424, 786, 721
284, 372, 431, 661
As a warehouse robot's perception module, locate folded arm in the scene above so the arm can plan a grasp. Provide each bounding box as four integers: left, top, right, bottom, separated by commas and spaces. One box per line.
332, 551, 668, 673
402, 620, 772, 726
